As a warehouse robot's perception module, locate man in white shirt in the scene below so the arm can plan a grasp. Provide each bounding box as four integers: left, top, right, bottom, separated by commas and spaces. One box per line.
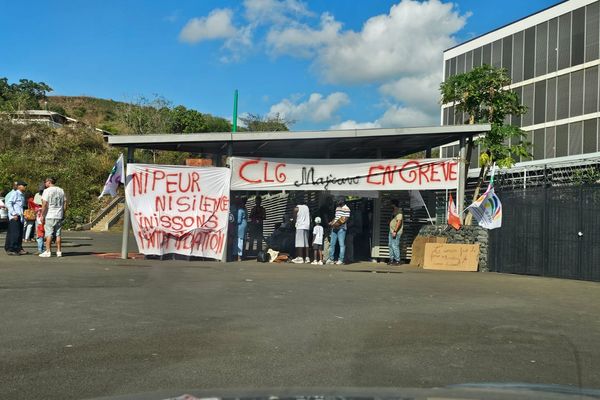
326, 198, 351, 265
291, 193, 311, 263
39, 177, 67, 258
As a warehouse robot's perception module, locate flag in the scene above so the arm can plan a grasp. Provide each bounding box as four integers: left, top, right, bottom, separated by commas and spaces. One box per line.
447, 193, 461, 230
465, 185, 502, 229
409, 190, 426, 209
99, 153, 125, 198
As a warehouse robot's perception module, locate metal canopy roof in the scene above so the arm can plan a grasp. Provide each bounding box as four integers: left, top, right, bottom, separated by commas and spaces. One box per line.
107, 124, 489, 159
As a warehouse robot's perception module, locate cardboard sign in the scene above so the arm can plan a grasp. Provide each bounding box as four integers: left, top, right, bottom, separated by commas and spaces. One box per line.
125, 164, 231, 260
230, 157, 459, 191
410, 236, 447, 267
423, 243, 480, 271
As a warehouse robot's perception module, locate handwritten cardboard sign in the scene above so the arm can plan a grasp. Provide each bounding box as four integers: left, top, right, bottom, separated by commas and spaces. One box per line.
125, 164, 231, 260
423, 243, 480, 271
410, 236, 447, 267
230, 157, 459, 191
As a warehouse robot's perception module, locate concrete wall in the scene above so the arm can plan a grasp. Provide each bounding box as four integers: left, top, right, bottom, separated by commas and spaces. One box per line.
417, 225, 489, 272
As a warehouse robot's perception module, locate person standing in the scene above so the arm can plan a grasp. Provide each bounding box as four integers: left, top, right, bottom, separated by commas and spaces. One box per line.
388, 200, 403, 265
39, 177, 66, 258
311, 217, 324, 265
23, 192, 38, 242
326, 198, 351, 265
236, 197, 248, 262
4, 181, 28, 256
291, 195, 311, 263
248, 196, 266, 253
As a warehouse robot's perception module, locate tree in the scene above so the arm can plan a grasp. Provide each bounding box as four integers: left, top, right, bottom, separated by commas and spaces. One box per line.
168, 105, 231, 133
118, 95, 171, 135
0, 77, 53, 111
239, 113, 292, 131
440, 65, 530, 223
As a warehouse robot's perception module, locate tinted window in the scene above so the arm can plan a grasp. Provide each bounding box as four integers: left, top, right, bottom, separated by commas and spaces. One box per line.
535, 22, 548, 77
556, 74, 570, 120
450, 57, 456, 77
558, 13, 571, 70
546, 77, 557, 121
502, 36, 512, 76
457, 53, 465, 75
569, 121, 583, 155
473, 46, 482, 68
533, 129, 545, 159
512, 31, 524, 82
547, 18, 558, 73
445, 60, 450, 80
534, 80, 546, 124
583, 118, 598, 153
584, 66, 599, 114
546, 126, 556, 158
570, 70, 584, 117
465, 51, 473, 72
524, 27, 536, 80
513, 87, 523, 126
483, 43, 492, 65
522, 84, 534, 126
492, 39, 502, 68
556, 123, 569, 157
571, 7, 585, 66
585, 2, 600, 62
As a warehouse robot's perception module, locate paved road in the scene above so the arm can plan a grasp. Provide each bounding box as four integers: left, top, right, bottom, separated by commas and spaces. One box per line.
1, 232, 599, 399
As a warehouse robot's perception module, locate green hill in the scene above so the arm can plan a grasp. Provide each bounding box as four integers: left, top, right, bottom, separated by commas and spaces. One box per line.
47, 96, 130, 134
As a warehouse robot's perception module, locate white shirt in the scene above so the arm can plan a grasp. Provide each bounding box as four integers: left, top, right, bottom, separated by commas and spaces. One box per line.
312, 225, 324, 245
295, 204, 310, 230
42, 186, 66, 219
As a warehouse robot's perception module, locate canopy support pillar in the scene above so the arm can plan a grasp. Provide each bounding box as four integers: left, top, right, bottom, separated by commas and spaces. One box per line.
457, 136, 467, 219
121, 145, 135, 259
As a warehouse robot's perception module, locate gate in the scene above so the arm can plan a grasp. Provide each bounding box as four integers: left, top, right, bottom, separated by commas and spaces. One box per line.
489, 184, 600, 282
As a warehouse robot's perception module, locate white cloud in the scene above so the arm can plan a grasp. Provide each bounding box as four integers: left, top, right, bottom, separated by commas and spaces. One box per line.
377, 104, 438, 127
268, 92, 349, 123
244, 0, 313, 25
266, 0, 467, 84
330, 120, 381, 130
179, 9, 238, 43
266, 13, 341, 58
379, 72, 441, 115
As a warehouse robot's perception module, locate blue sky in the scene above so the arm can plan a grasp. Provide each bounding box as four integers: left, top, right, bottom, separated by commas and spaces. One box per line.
1, 0, 557, 131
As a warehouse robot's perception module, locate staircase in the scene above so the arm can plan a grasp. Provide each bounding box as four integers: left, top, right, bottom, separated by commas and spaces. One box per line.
83, 196, 125, 232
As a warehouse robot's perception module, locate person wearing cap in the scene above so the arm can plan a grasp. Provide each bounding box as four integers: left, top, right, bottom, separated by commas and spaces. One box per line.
326, 198, 351, 265
39, 177, 67, 258
4, 181, 28, 256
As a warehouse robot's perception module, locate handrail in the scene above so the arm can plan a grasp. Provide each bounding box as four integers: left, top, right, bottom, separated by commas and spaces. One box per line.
82, 196, 124, 230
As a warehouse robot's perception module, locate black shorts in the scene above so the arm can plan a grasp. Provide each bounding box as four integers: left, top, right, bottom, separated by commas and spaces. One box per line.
312, 243, 323, 250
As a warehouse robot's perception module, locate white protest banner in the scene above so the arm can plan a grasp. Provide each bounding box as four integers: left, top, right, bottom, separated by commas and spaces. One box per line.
230, 157, 459, 191
125, 164, 231, 260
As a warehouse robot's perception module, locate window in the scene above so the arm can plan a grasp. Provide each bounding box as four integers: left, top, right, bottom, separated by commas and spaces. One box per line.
547, 18, 558, 73
534, 80, 546, 124
546, 77, 557, 122
556, 74, 570, 120
502, 36, 512, 76
465, 51, 473, 72
473, 46, 482, 68
571, 7, 585, 66
556, 124, 569, 157
512, 31, 524, 82
584, 66, 599, 114
583, 118, 598, 153
524, 27, 536, 80
569, 121, 583, 155
546, 126, 556, 158
457, 53, 466, 75
450, 57, 456, 77
558, 13, 571, 70
522, 84, 534, 126
483, 43, 492, 65
533, 129, 545, 159
449, 105, 455, 125
492, 39, 502, 68
535, 22, 548, 77
522, 131, 533, 162
585, 1, 600, 62
570, 70, 584, 117
445, 60, 450, 80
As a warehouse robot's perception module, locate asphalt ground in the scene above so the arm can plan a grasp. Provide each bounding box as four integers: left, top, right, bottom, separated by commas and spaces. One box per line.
0, 231, 599, 399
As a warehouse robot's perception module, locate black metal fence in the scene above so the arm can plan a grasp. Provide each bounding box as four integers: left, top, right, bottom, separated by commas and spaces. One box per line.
489, 184, 600, 282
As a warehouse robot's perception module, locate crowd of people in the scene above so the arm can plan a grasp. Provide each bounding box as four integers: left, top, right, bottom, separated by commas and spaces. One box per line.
2, 177, 67, 257
228, 193, 403, 265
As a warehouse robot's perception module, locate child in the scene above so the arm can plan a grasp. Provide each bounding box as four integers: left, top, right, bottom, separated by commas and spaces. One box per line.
311, 217, 324, 265
35, 209, 45, 255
